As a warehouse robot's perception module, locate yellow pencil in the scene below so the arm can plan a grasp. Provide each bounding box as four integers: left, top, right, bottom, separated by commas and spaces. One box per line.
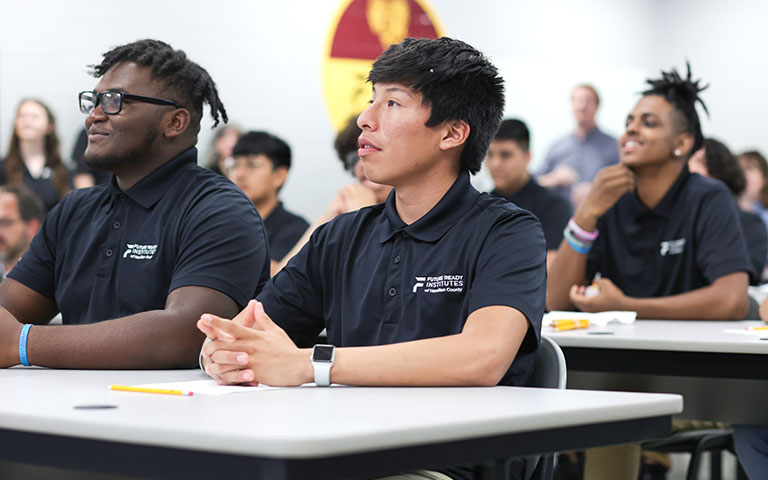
108, 385, 194, 396
551, 319, 590, 331
746, 326, 768, 331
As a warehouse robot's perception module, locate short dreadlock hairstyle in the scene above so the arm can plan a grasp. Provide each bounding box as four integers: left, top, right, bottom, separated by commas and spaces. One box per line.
642, 62, 708, 155
89, 39, 227, 135
368, 37, 505, 174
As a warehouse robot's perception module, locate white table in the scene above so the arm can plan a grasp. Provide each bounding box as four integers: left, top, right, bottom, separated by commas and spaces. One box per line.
545, 319, 768, 424
0, 368, 681, 479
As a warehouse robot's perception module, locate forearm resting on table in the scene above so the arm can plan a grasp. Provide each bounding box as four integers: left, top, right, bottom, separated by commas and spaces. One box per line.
330, 306, 528, 387
23, 312, 205, 369
619, 273, 748, 320
546, 240, 589, 311
15, 286, 239, 369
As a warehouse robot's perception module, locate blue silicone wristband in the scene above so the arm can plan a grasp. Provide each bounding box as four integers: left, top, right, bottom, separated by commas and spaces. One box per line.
19, 323, 32, 367
564, 227, 592, 255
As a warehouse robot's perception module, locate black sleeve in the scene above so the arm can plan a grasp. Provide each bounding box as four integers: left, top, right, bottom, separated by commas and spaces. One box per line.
695, 189, 753, 283
170, 188, 270, 308
468, 210, 547, 352
7, 197, 66, 299
739, 210, 768, 285
541, 195, 572, 250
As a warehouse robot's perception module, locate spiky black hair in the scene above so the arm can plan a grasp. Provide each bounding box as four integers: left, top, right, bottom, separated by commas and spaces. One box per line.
368, 37, 505, 174
90, 39, 227, 133
643, 62, 708, 153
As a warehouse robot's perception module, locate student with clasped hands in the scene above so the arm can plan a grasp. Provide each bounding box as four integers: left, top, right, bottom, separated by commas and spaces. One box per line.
198, 37, 547, 480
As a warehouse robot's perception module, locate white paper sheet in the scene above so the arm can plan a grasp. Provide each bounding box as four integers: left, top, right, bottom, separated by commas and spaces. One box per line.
543, 311, 637, 328
132, 379, 304, 395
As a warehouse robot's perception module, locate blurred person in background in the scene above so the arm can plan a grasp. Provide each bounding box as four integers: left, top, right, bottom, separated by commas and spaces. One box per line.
485, 118, 571, 267
0, 185, 45, 277
688, 138, 767, 285
738, 150, 768, 230
0, 99, 71, 211
274, 115, 392, 273
226, 131, 308, 275
205, 124, 241, 175
537, 84, 619, 207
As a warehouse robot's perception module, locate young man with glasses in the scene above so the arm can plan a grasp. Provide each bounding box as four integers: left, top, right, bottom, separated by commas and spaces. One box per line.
0, 39, 269, 369
225, 131, 308, 276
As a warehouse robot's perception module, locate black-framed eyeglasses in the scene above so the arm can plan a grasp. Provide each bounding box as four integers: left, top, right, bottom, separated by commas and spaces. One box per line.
78, 90, 184, 115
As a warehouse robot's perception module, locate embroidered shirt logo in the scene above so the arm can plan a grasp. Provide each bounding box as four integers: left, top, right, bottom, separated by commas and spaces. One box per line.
123, 243, 158, 260
412, 274, 464, 294
660, 238, 686, 256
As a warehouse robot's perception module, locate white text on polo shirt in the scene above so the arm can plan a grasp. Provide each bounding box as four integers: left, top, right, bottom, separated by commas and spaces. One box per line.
412, 275, 464, 294
123, 243, 158, 260
659, 238, 686, 256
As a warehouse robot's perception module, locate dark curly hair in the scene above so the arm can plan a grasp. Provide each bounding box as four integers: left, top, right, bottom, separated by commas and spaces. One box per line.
643, 62, 708, 155
89, 39, 227, 135
368, 37, 505, 174
701, 138, 745, 196
333, 115, 362, 171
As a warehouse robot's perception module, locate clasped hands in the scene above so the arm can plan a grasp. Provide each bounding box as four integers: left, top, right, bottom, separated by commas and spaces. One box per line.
197, 300, 311, 387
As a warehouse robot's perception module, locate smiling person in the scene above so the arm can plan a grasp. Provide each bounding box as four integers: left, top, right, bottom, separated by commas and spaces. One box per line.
0, 99, 71, 211
547, 65, 753, 480
0, 39, 269, 369
199, 37, 546, 480
547, 64, 751, 320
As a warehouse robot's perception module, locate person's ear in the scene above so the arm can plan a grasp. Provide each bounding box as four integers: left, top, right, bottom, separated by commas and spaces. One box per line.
164, 108, 191, 139
523, 149, 532, 167
25, 218, 41, 239
439, 120, 470, 152
271, 166, 289, 190
674, 132, 695, 159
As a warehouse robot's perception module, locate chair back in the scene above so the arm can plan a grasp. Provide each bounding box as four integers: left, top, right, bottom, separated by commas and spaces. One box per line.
530, 335, 567, 390
523, 335, 567, 480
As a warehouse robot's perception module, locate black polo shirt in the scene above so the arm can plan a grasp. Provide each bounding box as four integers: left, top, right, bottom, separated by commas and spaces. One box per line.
0, 158, 69, 212
259, 170, 546, 387
492, 178, 571, 250
587, 166, 752, 297
263, 201, 309, 261
9, 147, 270, 324
739, 209, 767, 285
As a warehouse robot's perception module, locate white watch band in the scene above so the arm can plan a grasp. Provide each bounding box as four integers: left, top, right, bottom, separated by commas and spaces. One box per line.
312, 344, 335, 387
199, 338, 212, 373
313, 361, 332, 386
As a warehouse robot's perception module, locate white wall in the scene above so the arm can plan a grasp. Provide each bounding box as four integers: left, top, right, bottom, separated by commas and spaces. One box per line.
1, 0, 765, 220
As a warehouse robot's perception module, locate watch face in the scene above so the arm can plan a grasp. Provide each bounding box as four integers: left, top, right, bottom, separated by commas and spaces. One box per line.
313, 345, 334, 362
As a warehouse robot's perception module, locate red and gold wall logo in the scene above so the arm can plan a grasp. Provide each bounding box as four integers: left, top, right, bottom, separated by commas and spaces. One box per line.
322, 0, 444, 131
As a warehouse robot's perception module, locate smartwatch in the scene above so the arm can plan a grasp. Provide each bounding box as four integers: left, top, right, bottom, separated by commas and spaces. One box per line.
311, 344, 336, 386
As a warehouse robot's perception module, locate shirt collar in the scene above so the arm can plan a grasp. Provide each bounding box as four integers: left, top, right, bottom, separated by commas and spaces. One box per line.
110, 147, 198, 209
627, 164, 691, 219
572, 126, 599, 142
379, 170, 479, 243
